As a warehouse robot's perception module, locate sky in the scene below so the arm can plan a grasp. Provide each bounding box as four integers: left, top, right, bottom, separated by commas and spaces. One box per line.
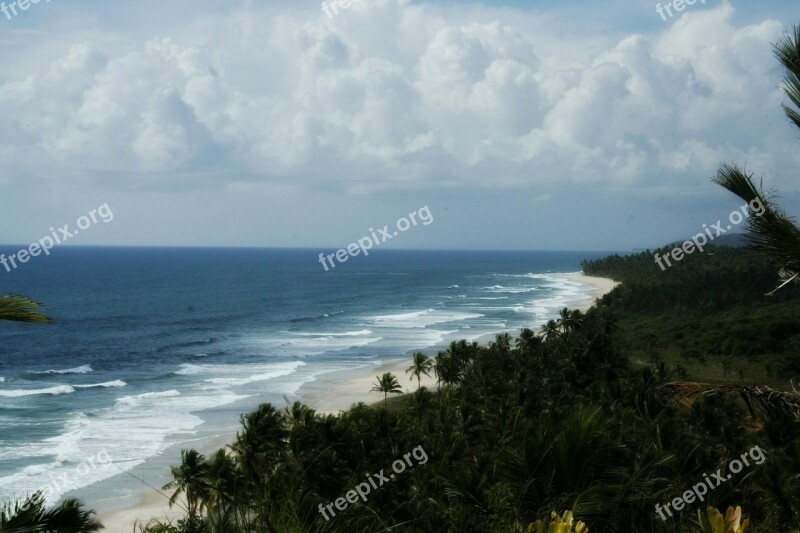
0, 0, 798, 251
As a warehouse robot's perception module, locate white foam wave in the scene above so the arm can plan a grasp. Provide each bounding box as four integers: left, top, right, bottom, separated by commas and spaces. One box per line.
522, 273, 597, 325
175, 365, 203, 376
0, 385, 75, 398
369, 309, 483, 329
205, 373, 288, 386
279, 335, 382, 355
176, 361, 306, 389
470, 305, 527, 313
204, 361, 306, 387
114, 390, 180, 408
42, 365, 93, 375
483, 285, 538, 294
497, 272, 580, 279
0, 387, 248, 504
293, 329, 372, 337
74, 380, 127, 389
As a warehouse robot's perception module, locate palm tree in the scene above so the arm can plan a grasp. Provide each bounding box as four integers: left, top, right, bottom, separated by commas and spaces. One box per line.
0, 491, 102, 532
541, 319, 560, 342
712, 25, 800, 293
162, 449, 209, 522
204, 449, 241, 530
408, 386, 433, 430
515, 328, 539, 352
492, 332, 512, 354
434, 352, 460, 388
0, 295, 49, 323
284, 401, 316, 431
557, 308, 572, 333
556, 308, 583, 335
406, 352, 433, 390
370, 372, 403, 408
232, 403, 289, 483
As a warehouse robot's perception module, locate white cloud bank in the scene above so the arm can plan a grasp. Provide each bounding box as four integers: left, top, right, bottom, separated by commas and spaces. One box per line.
0, 0, 795, 198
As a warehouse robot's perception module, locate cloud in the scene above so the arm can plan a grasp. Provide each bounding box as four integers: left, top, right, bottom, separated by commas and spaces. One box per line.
0, 0, 793, 197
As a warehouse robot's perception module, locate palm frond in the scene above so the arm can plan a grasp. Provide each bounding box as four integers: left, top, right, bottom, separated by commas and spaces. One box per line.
1, 491, 48, 533
41, 498, 102, 532
712, 165, 800, 274
665, 381, 800, 421
0, 295, 50, 323
774, 25, 800, 131
0, 491, 102, 532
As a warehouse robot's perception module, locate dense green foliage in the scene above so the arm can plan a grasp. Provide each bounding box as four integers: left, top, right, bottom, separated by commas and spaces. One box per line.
583, 246, 800, 385
137, 274, 800, 532
583, 245, 800, 313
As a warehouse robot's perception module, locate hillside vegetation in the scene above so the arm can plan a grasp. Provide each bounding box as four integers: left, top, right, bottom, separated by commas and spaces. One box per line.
129, 247, 800, 532
583, 245, 800, 387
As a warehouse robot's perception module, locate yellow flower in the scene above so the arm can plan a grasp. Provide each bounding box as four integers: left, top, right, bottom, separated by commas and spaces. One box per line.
529, 511, 588, 533
698, 506, 750, 533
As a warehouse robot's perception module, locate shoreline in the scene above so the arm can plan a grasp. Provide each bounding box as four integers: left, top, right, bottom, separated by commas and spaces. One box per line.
562, 273, 619, 310
97, 272, 618, 532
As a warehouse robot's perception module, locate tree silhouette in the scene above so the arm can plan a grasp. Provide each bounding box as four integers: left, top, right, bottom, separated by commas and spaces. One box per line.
406, 352, 433, 390
370, 372, 403, 408
162, 449, 209, 522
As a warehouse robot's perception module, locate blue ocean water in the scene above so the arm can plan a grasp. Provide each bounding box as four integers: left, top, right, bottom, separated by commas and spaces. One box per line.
0, 247, 610, 508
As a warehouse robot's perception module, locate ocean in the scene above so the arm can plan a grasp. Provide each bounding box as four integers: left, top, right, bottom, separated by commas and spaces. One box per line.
0, 247, 610, 510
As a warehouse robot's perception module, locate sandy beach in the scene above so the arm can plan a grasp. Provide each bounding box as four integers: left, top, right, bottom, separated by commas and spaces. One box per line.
301, 273, 619, 416
301, 358, 440, 415
97, 272, 618, 532
563, 273, 620, 310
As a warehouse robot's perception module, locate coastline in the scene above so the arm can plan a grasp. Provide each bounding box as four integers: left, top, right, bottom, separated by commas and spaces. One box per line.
562, 273, 619, 310
300, 273, 619, 416
97, 272, 618, 532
